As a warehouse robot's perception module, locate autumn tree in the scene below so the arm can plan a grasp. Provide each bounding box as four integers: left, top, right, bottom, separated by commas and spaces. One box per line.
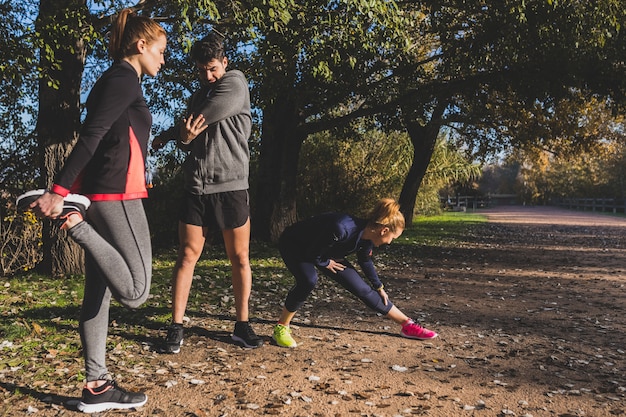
390, 0, 626, 222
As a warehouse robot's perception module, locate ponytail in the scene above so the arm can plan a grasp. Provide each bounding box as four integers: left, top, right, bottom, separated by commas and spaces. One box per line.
367, 198, 405, 232
109, 8, 166, 61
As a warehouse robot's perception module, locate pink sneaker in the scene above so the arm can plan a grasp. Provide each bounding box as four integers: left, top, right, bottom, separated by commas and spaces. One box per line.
401, 320, 438, 340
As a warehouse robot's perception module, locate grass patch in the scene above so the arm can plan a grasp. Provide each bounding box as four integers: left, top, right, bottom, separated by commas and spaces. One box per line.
398, 211, 487, 247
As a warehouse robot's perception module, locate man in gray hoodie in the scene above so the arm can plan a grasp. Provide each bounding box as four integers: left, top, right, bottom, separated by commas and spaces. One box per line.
153, 32, 263, 352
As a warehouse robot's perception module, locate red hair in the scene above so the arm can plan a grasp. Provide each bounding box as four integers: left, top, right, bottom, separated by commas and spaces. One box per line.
109, 8, 165, 61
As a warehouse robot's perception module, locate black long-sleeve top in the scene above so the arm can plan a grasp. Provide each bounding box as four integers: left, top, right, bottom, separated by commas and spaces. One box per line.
51, 61, 151, 201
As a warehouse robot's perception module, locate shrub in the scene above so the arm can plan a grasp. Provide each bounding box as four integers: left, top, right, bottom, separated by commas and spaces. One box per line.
1, 195, 42, 276
297, 129, 411, 219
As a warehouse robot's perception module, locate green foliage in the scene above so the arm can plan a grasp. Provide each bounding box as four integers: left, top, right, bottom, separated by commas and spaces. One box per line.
297, 126, 412, 219
427, 0, 626, 164
0, 1, 38, 158
297, 124, 480, 218
420, 134, 482, 215
231, 0, 410, 117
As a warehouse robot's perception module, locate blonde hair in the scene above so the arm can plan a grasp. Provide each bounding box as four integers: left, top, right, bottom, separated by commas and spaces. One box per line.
367, 198, 405, 232
109, 8, 166, 61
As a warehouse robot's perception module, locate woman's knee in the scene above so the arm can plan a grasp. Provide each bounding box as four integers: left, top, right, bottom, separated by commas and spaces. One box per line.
118, 289, 150, 309
296, 272, 318, 292
287, 272, 317, 298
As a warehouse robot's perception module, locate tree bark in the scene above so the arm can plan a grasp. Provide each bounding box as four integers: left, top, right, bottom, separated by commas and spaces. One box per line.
253, 97, 305, 242
36, 0, 88, 276
398, 102, 446, 224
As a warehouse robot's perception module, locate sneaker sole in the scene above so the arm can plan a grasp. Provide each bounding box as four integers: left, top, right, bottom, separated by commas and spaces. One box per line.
16, 189, 91, 211
163, 339, 183, 354
64, 193, 91, 210
400, 331, 438, 340
77, 396, 147, 413
231, 334, 264, 349
165, 345, 181, 354
16, 189, 46, 211
271, 334, 297, 348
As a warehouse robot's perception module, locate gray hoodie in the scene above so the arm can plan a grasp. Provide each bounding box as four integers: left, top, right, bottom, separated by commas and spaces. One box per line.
170, 70, 252, 195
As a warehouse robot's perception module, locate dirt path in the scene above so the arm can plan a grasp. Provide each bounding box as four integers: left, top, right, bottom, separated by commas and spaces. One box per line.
7, 206, 626, 416
480, 205, 626, 227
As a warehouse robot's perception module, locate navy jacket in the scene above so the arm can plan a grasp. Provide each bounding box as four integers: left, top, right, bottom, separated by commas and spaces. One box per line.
281, 212, 383, 289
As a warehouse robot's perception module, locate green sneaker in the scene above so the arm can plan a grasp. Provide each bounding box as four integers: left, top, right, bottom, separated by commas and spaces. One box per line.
273, 324, 297, 348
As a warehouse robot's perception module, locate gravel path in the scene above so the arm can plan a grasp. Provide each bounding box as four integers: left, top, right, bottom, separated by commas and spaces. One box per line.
4, 205, 625, 416
480, 205, 626, 227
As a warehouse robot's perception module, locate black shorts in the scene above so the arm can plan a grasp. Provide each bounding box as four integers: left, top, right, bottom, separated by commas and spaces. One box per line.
179, 190, 250, 230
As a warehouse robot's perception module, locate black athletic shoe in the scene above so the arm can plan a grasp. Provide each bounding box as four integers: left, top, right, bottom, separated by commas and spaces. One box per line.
51, 204, 87, 229
232, 321, 264, 348
162, 323, 184, 354
77, 380, 147, 413
16, 189, 90, 229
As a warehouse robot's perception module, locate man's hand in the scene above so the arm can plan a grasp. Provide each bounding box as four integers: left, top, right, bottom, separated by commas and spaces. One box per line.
180, 113, 208, 144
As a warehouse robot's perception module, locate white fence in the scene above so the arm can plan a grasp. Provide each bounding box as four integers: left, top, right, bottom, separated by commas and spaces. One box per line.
442, 194, 518, 210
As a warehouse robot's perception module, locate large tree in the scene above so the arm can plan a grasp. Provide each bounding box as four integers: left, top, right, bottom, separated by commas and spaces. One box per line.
390, 0, 626, 222
240, 1, 409, 240
35, 0, 90, 275
244, 0, 626, 234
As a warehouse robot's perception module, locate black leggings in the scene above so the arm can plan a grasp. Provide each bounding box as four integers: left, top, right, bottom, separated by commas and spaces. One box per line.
279, 238, 393, 315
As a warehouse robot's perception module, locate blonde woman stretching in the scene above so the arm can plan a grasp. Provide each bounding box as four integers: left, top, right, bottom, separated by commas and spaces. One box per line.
272, 198, 438, 348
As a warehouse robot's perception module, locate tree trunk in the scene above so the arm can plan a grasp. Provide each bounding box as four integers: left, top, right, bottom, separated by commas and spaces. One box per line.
36, 0, 88, 276
254, 97, 305, 242
398, 102, 446, 224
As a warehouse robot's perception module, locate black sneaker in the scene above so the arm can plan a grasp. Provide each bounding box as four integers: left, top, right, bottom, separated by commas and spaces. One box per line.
232, 321, 264, 348
77, 379, 147, 413
16, 189, 90, 229
162, 323, 184, 354
52, 204, 87, 229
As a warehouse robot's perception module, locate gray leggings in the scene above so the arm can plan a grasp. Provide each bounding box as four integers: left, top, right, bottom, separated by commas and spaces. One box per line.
68, 199, 152, 381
